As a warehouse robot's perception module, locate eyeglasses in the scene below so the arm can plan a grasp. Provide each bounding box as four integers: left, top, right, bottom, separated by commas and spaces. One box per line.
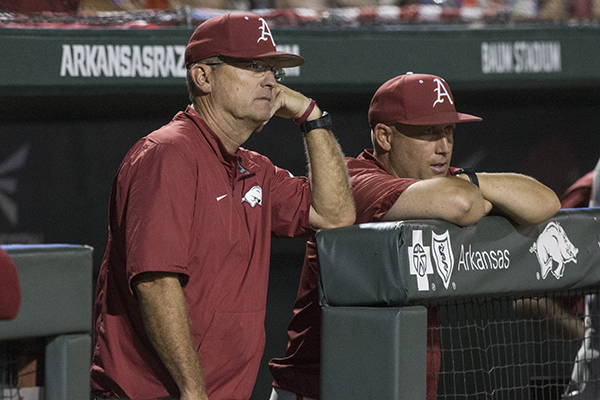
205, 59, 286, 83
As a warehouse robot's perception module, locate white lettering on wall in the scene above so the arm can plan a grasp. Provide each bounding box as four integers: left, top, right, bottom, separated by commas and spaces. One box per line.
481, 41, 561, 74
276, 44, 301, 77
60, 44, 187, 78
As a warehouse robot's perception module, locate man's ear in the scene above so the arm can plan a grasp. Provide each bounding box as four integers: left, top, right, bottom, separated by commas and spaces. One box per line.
372, 123, 393, 152
190, 63, 213, 94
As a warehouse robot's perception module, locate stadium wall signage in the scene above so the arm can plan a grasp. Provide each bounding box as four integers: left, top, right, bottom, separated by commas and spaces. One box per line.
60, 44, 187, 78
316, 209, 600, 306
481, 41, 562, 74
58, 43, 301, 79
0, 27, 598, 93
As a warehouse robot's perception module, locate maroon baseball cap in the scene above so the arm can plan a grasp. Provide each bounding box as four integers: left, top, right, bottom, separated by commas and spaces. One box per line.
368, 73, 482, 127
185, 13, 305, 68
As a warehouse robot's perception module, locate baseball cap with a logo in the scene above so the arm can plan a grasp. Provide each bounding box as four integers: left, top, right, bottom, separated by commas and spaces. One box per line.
368, 73, 482, 127
184, 13, 305, 68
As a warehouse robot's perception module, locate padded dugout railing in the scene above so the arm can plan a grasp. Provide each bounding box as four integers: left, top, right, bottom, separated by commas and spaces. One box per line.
0, 244, 93, 400
317, 208, 600, 399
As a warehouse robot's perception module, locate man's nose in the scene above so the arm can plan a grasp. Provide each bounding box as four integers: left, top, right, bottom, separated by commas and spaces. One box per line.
437, 135, 451, 152
263, 70, 277, 87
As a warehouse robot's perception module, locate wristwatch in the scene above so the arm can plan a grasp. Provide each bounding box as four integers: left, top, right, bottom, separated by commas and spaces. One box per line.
299, 111, 332, 134
454, 167, 479, 187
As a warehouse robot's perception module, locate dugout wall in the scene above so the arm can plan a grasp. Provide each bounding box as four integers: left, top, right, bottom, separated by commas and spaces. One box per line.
317, 208, 600, 399
0, 244, 93, 399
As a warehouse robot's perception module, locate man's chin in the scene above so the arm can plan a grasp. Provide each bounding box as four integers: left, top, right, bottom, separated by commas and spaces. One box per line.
253, 118, 270, 133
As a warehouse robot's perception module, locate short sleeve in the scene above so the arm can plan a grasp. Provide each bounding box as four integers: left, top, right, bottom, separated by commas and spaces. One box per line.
350, 168, 417, 223
269, 167, 313, 238
560, 171, 594, 208
117, 141, 195, 290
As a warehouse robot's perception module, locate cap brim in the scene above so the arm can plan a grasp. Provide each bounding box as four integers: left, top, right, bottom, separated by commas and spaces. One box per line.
400, 111, 482, 126
223, 51, 305, 68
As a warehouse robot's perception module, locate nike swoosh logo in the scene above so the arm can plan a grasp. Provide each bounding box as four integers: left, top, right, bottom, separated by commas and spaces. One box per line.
216, 194, 228, 201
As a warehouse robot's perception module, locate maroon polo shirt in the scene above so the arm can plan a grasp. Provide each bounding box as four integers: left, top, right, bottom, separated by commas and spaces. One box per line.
270, 150, 456, 399
0, 248, 20, 320
91, 106, 313, 400
560, 170, 593, 209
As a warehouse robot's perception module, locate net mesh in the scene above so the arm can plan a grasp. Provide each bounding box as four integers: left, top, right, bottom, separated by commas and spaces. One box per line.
0, 341, 23, 400
0, 339, 44, 400
428, 288, 599, 400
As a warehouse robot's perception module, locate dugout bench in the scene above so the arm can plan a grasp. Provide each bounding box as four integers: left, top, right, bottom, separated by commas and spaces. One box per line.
0, 244, 93, 400
317, 208, 600, 399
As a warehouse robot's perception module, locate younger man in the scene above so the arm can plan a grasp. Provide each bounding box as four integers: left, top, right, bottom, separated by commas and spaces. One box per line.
269, 73, 561, 400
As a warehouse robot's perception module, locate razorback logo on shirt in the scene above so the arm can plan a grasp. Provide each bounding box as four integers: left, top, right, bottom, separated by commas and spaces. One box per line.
242, 185, 262, 207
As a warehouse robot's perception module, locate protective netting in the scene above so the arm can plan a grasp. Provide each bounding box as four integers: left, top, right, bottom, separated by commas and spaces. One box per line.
429, 288, 600, 399
0, 339, 42, 399
0, 342, 18, 400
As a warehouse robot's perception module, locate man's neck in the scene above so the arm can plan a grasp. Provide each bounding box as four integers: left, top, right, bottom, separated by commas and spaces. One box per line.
191, 102, 254, 154
372, 150, 399, 179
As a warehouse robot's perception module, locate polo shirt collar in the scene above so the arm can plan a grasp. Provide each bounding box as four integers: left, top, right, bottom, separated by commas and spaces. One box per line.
359, 149, 393, 176
359, 149, 456, 177
184, 105, 260, 175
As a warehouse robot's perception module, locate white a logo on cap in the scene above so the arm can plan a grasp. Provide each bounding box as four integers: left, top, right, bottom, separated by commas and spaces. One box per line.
432, 78, 453, 107
257, 18, 276, 47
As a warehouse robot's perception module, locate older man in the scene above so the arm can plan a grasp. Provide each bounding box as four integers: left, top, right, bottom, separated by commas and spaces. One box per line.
269, 73, 561, 400
90, 13, 355, 400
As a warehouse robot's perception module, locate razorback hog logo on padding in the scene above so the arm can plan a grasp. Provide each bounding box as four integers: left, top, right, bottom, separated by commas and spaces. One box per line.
242, 185, 262, 207
530, 221, 578, 280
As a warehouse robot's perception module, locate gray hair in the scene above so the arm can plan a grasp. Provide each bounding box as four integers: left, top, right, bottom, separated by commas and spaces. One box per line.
186, 56, 223, 104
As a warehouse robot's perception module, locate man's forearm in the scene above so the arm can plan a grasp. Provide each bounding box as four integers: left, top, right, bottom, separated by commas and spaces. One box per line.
477, 172, 561, 226
514, 297, 585, 341
383, 176, 489, 226
267, 86, 354, 229
135, 273, 208, 400
303, 123, 355, 230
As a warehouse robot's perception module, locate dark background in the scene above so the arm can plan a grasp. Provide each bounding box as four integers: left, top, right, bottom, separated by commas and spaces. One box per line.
0, 83, 598, 399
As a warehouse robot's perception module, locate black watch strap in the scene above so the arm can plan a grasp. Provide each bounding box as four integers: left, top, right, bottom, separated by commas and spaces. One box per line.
454, 167, 479, 187
299, 111, 332, 134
